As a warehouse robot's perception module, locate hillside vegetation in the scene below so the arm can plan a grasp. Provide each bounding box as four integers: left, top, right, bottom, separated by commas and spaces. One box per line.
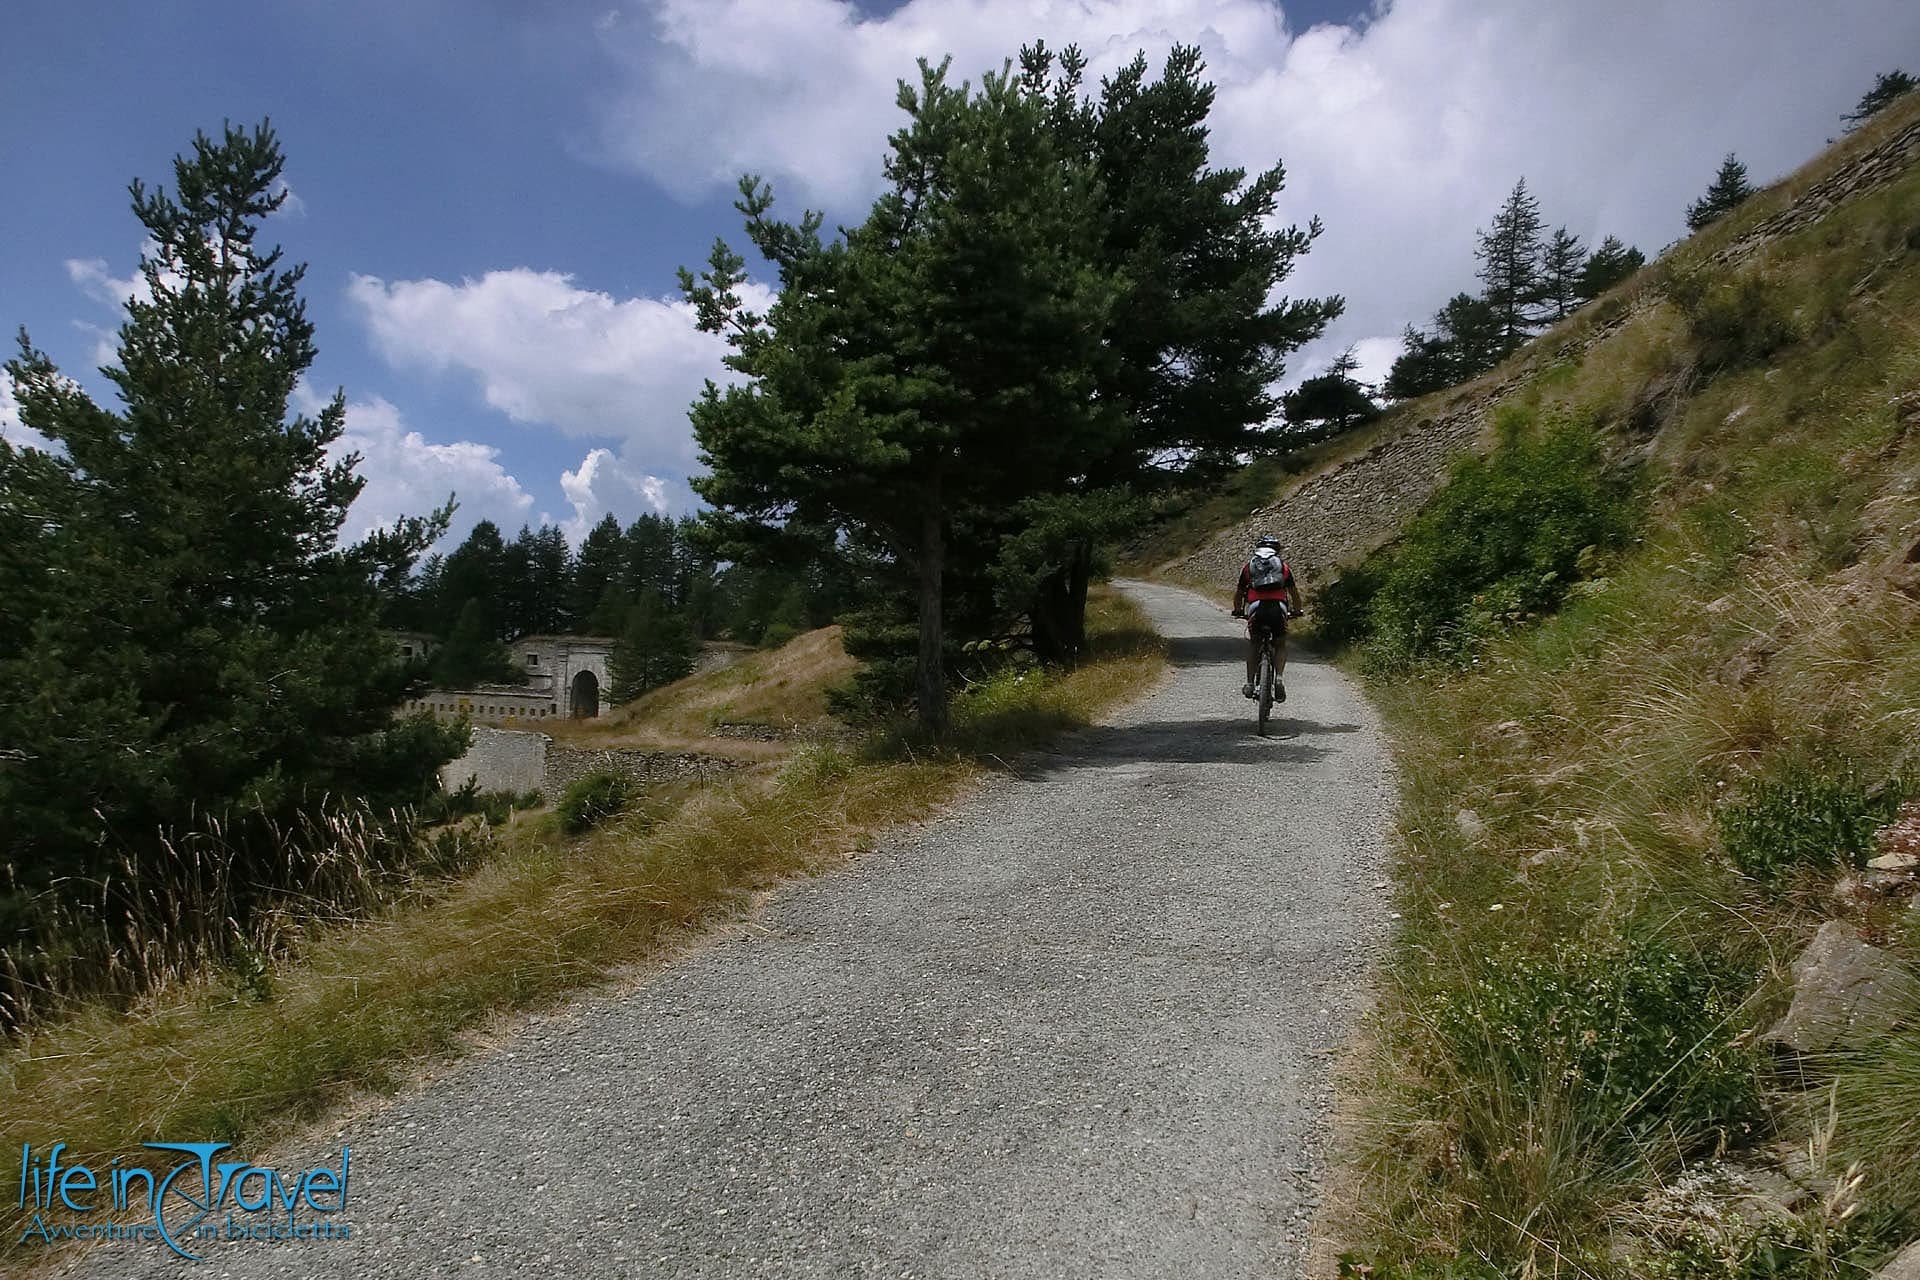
549, 625, 860, 758
1171, 97, 1920, 1277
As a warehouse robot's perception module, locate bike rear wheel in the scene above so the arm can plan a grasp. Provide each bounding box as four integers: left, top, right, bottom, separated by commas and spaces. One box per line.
1256, 645, 1274, 735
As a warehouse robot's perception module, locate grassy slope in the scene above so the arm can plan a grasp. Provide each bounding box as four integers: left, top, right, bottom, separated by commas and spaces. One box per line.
0, 592, 1164, 1263
1159, 98, 1920, 1278
548, 624, 860, 758
1352, 103, 1920, 1275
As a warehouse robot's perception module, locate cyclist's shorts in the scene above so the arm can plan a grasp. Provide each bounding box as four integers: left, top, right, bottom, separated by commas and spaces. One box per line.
1246, 599, 1289, 634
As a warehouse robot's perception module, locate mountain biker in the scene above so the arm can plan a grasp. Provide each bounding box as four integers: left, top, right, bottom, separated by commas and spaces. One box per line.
1231, 535, 1301, 702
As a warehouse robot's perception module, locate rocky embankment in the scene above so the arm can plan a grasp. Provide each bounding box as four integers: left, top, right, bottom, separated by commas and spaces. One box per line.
1168, 110, 1920, 599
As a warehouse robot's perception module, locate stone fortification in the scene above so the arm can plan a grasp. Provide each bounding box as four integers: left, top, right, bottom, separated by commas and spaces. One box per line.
438, 727, 744, 797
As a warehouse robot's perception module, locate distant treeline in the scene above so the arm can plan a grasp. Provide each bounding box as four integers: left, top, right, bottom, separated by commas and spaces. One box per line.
378, 513, 849, 698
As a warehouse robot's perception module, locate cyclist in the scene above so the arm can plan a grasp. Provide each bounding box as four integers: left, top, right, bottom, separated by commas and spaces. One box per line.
1231, 535, 1301, 702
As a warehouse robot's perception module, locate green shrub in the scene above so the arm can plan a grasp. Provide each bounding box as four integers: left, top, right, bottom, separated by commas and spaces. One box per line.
1669, 266, 1801, 372
1431, 936, 1760, 1159
1716, 763, 1904, 883
422, 779, 537, 828
556, 771, 635, 835
1326, 412, 1639, 666
1638, 1210, 1909, 1280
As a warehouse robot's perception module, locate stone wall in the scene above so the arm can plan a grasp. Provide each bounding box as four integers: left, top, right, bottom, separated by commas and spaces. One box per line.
408, 688, 562, 726
438, 729, 747, 798
1165, 385, 1500, 593
440, 727, 549, 795
543, 744, 745, 795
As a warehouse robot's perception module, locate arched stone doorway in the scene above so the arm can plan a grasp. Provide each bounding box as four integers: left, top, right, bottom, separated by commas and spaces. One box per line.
570, 670, 600, 719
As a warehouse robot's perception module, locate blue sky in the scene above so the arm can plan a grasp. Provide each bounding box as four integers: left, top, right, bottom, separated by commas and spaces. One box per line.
4, 1, 1913, 549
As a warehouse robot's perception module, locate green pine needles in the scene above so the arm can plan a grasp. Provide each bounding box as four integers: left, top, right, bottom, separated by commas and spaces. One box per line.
0, 122, 463, 1023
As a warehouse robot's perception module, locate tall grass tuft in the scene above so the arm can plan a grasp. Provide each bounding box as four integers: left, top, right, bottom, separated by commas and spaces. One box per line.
0, 803, 494, 1032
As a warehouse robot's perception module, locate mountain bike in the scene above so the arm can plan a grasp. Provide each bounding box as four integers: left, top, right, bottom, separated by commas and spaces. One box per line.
1237, 601, 1295, 736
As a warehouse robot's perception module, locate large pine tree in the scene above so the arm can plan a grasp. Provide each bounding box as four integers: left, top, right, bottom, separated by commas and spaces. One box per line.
1383, 293, 1505, 401
684, 60, 1122, 733
1843, 69, 1916, 131
1475, 179, 1547, 354
607, 592, 697, 703
0, 122, 461, 901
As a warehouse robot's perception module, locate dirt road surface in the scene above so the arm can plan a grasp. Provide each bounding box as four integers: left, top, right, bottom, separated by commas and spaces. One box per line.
60, 580, 1394, 1280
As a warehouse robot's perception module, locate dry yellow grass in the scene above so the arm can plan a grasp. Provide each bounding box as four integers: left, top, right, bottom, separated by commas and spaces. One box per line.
548, 624, 859, 758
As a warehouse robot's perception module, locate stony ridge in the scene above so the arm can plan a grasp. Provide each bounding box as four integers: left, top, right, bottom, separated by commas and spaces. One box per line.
1167, 109, 1920, 599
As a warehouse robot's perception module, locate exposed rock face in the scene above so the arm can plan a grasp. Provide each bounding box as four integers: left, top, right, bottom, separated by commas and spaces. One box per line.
1163, 115, 1920, 600
439, 728, 745, 796
1763, 921, 1910, 1053
544, 743, 744, 795
1874, 1239, 1920, 1280
1714, 114, 1920, 267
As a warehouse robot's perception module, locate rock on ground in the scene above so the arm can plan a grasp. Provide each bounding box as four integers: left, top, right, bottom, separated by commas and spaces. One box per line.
1763, 920, 1910, 1053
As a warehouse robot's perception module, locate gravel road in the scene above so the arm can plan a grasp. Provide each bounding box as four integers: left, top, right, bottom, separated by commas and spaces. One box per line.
59, 580, 1395, 1280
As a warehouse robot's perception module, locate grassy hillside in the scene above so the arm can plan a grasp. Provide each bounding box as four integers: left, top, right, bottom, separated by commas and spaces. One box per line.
550, 625, 860, 758
1163, 97, 1920, 1278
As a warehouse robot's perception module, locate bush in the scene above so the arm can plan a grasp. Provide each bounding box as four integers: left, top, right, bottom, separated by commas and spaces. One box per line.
556, 771, 635, 835
1326, 412, 1639, 666
1639, 1210, 1909, 1280
1717, 762, 1905, 883
1668, 266, 1800, 373
1431, 936, 1760, 1159
422, 779, 530, 828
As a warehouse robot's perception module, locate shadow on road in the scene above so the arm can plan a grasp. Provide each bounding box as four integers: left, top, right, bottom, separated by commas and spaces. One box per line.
1166, 633, 1333, 671
1010, 715, 1363, 775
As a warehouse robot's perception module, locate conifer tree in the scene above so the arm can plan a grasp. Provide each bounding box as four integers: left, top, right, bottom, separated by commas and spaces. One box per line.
0, 122, 461, 901
607, 593, 697, 703
1540, 227, 1588, 323
569, 514, 625, 631
1685, 154, 1756, 232
1577, 235, 1646, 300
1475, 179, 1547, 354
684, 60, 1121, 734
524, 524, 573, 634
1383, 294, 1505, 400
1844, 69, 1917, 130
1281, 347, 1379, 441
431, 597, 517, 687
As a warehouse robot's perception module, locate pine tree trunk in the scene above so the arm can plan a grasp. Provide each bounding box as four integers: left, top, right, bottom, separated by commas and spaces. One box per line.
1030, 539, 1092, 664
916, 468, 949, 738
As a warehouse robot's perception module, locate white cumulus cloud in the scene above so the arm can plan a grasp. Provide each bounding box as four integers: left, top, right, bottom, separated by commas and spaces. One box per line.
589, 0, 1920, 382
346, 268, 771, 465
558, 446, 695, 543
299, 388, 537, 545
